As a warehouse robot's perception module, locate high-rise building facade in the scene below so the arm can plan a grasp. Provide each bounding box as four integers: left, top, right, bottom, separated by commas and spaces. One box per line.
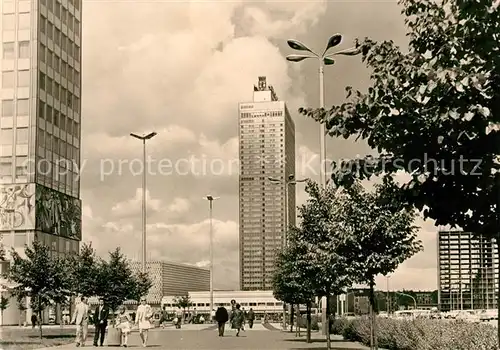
438, 231, 498, 311
238, 77, 295, 291
0, 0, 82, 325
129, 261, 210, 305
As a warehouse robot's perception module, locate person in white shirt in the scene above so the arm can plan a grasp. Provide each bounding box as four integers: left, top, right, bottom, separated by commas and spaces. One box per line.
135, 297, 152, 347
71, 296, 89, 347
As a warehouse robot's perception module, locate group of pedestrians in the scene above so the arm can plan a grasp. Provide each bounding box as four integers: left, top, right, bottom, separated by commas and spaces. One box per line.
214, 300, 255, 337
71, 296, 153, 347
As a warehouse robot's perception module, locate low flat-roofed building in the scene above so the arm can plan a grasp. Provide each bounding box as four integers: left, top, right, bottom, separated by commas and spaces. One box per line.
89, 261, 209, 308
162, 290, 290, 317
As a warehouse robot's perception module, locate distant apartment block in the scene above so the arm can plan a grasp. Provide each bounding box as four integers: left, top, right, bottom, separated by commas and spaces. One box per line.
238, 76, 296, 291
438, 230, 498, 311
127, 261, 210, 306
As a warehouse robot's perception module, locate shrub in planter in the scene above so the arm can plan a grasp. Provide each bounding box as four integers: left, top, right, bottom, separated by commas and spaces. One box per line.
297, 314, 319, 331
340, 317, 499, 350
331, 317, 348, 335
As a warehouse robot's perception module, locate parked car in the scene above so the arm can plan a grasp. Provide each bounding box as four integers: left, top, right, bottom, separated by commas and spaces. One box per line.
456, 310, 480, 322
479, 309, 498, 321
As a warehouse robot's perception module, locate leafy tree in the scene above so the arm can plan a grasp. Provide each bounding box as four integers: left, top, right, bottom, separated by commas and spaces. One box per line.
98, 248, 151, 323
0, 294, 9, 323
0, 243, 5, 261
300, 0, 499, 342
16, 296, 27, 327
7, 240, 72, 338
294, 181, 354, 350
67, 243, 100, 298
172, 295, 192, 323
335, 177, 422, 349
272, 227, 316, 342
130, 271, 153, 301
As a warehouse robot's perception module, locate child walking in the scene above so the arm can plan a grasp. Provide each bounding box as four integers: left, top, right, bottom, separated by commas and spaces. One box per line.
116, 305, 132, 347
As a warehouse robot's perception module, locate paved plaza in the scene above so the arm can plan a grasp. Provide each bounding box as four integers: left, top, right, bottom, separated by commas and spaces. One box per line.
31, 324, 369, 350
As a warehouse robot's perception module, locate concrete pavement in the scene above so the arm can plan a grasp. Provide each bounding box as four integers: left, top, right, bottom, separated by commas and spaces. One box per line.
35, 324, 369, 350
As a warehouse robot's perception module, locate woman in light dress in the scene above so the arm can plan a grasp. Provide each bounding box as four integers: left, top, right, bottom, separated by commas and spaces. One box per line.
135, 297, 153, 347
116, 305, 132, 347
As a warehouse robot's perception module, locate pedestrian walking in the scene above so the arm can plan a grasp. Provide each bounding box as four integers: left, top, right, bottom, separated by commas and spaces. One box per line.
116, 305, 132, 347
215, 303, 229, 336
31, 314, 37, 329
230, 303, 244, 337
174, 306, 183, 329
247, 308, 255, 329
71, 296, 89, 347
241, 307, 246, 331
135, 297, 153, 347
92, 298, 109, 346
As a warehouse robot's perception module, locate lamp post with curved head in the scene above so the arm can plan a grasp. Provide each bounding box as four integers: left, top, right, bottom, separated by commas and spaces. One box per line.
130, 131, 157, 273
268, 174, 306, 330
204, 195, 219, 323
286, 35, 360, 335
268, 174, 306, 247
396, 291, 417, 310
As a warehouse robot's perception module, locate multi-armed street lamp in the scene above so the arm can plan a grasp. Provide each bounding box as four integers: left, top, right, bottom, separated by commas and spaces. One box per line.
286, 35, 361, 334
269, 174, 306, 329
130, 132, 157, 273
286, 34, 361, 189
204, 195, 220, 323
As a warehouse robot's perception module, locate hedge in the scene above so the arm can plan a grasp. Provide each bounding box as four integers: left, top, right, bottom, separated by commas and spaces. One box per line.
297, 314, 319, 330
331, 316, 498, 350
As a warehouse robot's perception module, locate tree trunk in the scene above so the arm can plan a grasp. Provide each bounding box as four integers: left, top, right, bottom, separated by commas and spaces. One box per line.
296, 304, 302, 337
369, 279, 378, 350
290, 303, 294, 332
306, 302, 312, 343
38, 298, 43, 339
283, 302, 287, 330
326, 294, 331, 350
497, 234, 500, 348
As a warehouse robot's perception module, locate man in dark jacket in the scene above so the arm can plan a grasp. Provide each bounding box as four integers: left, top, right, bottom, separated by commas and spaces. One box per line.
247, 308, 255, 328
214, 304, 229, 337
93, 298, 109, 346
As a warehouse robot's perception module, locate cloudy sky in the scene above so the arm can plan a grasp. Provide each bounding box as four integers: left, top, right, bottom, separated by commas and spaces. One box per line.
80, 0, 440, 292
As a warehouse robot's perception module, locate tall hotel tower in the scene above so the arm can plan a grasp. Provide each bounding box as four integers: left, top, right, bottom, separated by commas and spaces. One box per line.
0, 0, 82, 325
438, 231, 498, 311
238, 77, 296, 291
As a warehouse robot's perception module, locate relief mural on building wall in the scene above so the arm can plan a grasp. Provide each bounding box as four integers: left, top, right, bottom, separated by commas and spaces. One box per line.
0, 184, 36, 231
35, 185, 82, 240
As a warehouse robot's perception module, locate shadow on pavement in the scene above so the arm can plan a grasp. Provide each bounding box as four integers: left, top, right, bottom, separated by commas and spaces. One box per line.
288, 348, 355, 350
262, 323, 280, 331
284, 338, 349, 343
30, 334, 74, 339
0, 341, 36, 345
202, 324, 218, 331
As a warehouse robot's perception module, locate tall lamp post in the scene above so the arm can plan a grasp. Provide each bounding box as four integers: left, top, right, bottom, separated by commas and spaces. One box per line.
286, 34, 361, 335
269, 174, 306, 330
204, 195, 219, 323
130, 131, 157, 273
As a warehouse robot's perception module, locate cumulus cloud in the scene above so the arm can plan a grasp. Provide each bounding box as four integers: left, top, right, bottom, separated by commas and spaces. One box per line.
167, 197, 191, 214
111, 188, 163, 218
